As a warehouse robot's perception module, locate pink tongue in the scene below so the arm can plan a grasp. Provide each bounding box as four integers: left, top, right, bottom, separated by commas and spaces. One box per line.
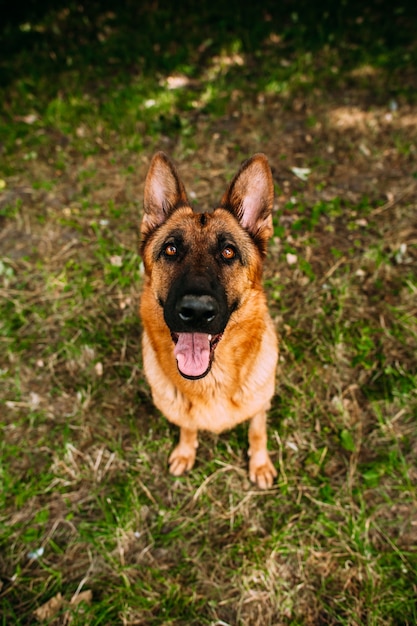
174, 333, 211, 378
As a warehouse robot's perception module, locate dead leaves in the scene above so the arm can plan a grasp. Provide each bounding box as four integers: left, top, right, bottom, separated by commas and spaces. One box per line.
33, 589, 93, 623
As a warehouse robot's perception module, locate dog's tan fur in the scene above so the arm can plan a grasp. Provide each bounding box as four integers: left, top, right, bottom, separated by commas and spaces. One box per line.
139, 153, 278, 488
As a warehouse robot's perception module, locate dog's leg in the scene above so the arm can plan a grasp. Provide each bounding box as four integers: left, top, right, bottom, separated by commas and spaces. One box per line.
248, 411, 277, 489
169, 427, 198, 476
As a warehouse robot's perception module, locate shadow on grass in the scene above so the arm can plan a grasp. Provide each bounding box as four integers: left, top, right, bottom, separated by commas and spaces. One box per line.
1, 0, 416, 93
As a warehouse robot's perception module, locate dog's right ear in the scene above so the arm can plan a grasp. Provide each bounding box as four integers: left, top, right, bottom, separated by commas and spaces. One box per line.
141, 152, 188, 237
220, 153, 274, 254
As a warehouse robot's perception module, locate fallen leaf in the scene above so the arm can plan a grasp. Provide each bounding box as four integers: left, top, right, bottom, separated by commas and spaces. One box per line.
291, 167, 311, 181
29, 392, 41, 409
166, 75, 190, 89
95, 362, 103, 376
110, 255, 122, 267
22, 113, 39, 125
34, 593, 64, 622
286, 253, 298, 265
70, 589, 93, 606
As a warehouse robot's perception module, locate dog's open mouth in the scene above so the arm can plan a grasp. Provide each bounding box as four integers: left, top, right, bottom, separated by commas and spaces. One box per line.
171, 332, 223, 379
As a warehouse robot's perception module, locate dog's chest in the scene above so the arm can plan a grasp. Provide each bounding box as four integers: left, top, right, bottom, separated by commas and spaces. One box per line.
145, 344, 276, 433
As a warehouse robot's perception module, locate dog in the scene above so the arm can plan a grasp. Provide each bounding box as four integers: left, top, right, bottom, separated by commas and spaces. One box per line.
139, 152, 278, 488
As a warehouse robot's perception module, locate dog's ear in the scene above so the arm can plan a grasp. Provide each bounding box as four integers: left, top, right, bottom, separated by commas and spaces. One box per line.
220, 154, 274, 252
142, 152, 188, 236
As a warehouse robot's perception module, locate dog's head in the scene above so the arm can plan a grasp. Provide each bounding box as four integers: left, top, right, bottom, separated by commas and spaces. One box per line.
140, 152, 274, 380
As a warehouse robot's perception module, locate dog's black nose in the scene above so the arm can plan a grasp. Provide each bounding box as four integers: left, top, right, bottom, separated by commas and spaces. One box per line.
177, 294, 218, 325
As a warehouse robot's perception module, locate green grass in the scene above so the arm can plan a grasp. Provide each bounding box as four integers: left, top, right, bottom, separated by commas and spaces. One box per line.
1, 1, 417, 624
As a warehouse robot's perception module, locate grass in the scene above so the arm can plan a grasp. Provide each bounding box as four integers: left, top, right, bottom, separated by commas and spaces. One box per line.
1, 0, 417, 624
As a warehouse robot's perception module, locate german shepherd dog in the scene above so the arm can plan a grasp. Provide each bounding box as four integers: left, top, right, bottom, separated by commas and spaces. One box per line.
139, 152, 278, 488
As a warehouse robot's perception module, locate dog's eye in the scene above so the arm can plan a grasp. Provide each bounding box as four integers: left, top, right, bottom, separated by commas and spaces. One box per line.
164, 244, 178, 257
221, 246, 236, 261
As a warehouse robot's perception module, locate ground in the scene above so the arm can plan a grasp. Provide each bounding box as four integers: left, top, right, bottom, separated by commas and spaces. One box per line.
0, 1, 417, 624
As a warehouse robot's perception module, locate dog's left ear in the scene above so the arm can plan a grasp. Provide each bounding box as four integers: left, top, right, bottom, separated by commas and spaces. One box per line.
141, 152, 188, 237
220, 154, 274, 252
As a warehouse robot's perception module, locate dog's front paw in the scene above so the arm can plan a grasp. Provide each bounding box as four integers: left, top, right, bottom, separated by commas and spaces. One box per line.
249, 453, 277, 489
168, 444, 196, 477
